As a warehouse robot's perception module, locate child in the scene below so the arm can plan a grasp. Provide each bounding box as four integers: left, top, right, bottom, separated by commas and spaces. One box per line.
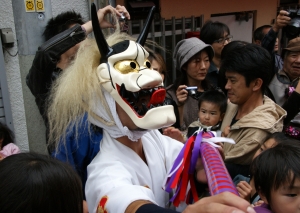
163, 90, 227, 142
0, 122, 20, 160
251, 139, 300, 213
234, 132, 289, 204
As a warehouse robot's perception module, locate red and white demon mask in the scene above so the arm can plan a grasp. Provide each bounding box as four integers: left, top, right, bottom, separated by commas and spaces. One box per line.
91, 4, 175, 130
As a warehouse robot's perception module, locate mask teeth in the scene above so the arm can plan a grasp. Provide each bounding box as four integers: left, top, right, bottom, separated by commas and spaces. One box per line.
132, 92, 140, 101
120, 84, 128, 98
141, 103, 148, 115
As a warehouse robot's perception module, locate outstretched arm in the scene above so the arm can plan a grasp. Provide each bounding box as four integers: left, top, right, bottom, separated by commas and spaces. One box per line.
261, 10, 290, 55
83, 5, 130, 34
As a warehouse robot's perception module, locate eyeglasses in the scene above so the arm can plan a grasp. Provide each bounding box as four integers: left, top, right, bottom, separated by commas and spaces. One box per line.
213, 35, 233, 44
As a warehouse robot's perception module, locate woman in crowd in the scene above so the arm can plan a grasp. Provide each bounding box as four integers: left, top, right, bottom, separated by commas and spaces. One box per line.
166, 37, 214, 131
200, 20, 232, 87
147, 48, 181, 129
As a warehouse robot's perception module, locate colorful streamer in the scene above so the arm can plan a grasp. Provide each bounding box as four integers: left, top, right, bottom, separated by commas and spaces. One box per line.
163, 129, 238, 207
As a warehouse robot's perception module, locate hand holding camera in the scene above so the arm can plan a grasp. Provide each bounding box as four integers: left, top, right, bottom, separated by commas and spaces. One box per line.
176, 85, 189, 107
273, 10, 290, 32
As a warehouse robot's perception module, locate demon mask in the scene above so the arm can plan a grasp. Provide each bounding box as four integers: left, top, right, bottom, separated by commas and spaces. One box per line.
91, 4, 175, 130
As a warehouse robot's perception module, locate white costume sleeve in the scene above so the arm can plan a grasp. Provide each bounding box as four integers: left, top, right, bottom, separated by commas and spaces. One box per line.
85, 130, 184, 213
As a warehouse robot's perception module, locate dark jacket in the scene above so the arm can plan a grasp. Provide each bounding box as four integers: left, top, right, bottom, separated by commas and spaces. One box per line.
26, 24, 86, 122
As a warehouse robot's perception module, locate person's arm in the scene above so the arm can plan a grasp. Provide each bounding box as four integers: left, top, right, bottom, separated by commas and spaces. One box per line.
82, 5, 130, 34
282, 80, 300, 125
261, 10, 290, 55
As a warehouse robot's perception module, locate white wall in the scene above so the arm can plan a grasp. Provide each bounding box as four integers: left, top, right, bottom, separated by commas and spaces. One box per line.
0, 0, 29, 151
211, 14, 254, 43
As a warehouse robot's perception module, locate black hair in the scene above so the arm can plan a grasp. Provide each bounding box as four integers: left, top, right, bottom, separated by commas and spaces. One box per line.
221, 40, 249, 60
197, 90, 227, 114
253, 25, 272, 42
199, 20, 230, 45
43, 10, 84, 41
219, 41, 249, 94
251, 140, 300, 204
264, 132, 289, 144
146, 48, 167, 76
0, 152, 83, 213
0, 122, 15, 148
219, 43, 272, 94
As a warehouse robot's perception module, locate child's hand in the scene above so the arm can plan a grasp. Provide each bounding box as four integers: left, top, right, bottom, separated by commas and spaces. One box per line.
222, 126, 230, 137
252, 200, 264, 207
163, 127, 185, 143
236, 181, 252, 202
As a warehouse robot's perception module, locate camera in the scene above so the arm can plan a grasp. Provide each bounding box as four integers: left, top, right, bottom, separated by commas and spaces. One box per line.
283, 9, 300, 39
185, 86, 197, 96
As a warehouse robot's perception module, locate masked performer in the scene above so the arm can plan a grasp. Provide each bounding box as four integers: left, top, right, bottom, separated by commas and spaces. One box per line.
47, 4, 254, 213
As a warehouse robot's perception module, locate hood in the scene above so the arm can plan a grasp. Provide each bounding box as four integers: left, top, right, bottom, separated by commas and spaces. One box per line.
230, 96, 286, 133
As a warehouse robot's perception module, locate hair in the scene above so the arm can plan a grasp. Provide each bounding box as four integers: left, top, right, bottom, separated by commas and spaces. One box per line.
219, 41, 249, 93
146, 48, 167, 76
221, 40, 249, 60
251, 139, 300, 204
0, 152, 83, 213
219, 43, 272, 94
199, 20, 230, 45
197, 90, 227, 114
43, 10, 85, 41
253, 25, 272, 42
46, 22, 139, 148
264, 132, 289, 144
0, 122, 15, 148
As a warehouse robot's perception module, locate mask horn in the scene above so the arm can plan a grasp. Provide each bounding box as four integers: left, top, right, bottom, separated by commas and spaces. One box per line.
91, 3, 113, 63
136, 6, 155, 46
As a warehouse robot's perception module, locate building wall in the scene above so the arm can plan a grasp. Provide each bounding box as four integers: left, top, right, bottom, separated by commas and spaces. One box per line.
0, 0, 29, 151
160, 0, 279, 30
7, 0, 90, 153
1, 0, 281, 152
117, 0, 279, 31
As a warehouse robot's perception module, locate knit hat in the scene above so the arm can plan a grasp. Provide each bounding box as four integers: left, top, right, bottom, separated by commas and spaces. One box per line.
282, 37, 300, 58
174, 37, 214, 71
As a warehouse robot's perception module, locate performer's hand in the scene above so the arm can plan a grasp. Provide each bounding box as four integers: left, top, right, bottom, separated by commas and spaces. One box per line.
163, 127, 185, 143
176, 85, 188, 107
182, 192, 256, 213
237, 181, 252, 202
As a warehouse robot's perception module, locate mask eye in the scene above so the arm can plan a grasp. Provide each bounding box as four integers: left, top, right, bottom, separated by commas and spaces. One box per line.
144, 60, 151, 69
114, 60, 140, 74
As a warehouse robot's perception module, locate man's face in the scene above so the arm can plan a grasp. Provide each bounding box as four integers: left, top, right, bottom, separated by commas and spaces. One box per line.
283, 51, 300, 81
225, 72, 254, 105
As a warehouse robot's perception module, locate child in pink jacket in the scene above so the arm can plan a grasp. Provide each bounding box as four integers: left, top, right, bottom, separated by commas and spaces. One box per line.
0, 122, 20, 160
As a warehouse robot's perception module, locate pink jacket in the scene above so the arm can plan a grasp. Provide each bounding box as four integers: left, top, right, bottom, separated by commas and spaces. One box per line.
0, 143, 20, 157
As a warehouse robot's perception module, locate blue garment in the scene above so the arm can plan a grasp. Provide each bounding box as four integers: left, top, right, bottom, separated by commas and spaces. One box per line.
261, 28, 283, 72
52, 114, 102, 199
206, 61, 219, 87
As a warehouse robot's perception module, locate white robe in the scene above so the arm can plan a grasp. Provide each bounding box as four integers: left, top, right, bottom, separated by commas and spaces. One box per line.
85, 129, 183, 213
